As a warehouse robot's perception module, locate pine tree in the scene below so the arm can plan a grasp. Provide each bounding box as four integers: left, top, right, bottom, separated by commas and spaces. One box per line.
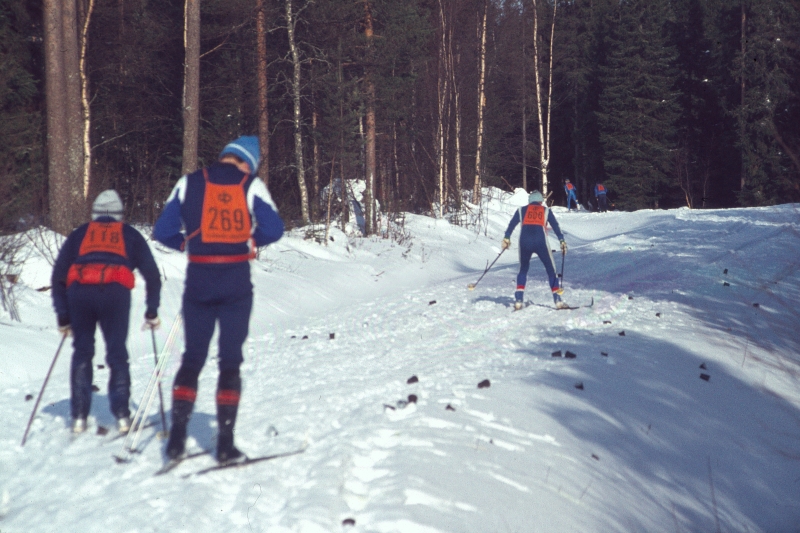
597, 0, 681, 210
0, 0, 44, 231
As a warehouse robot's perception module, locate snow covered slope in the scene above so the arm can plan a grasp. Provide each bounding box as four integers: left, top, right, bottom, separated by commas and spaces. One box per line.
1, 191, 799, 533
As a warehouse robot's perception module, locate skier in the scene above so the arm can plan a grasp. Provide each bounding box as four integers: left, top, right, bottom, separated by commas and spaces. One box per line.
153, 135, 284, 464
51, 190, 162, 435
501, 190, 568, 310
594, 182, 608, 212
564, 179, 578, 211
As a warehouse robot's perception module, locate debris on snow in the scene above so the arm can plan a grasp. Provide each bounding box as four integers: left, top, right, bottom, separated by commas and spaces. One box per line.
407, 375, 419, 384
477, 379, 491, 389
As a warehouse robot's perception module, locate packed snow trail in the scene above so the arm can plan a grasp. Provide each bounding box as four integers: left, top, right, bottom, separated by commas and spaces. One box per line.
1, 193, 799, 532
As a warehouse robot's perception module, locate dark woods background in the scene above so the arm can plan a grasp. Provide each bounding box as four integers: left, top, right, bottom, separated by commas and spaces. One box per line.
1, 0, 799, 233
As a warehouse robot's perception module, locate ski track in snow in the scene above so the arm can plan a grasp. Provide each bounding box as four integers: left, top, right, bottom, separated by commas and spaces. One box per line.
1, 193, 800, 533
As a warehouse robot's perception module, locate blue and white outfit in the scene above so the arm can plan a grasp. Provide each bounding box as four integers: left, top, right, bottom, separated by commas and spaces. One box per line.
503, 191, 566, 307
153, 136, 284, 462
564, 180, 578, 211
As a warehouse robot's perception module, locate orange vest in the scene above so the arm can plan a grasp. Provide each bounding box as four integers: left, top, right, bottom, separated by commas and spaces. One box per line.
199, 168, 252, 244
67, 222, 135, 289
186, 168, 255, 263
522, 205, 546, 227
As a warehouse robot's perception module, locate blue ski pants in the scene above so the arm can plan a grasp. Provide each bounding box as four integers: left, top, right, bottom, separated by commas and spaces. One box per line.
67, 283, 131, 420
516, 239, 560, 299
173, 290, 253, 389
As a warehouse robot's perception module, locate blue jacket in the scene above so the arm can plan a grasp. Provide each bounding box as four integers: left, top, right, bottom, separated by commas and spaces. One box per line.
504, 203, 564, 246
51, 218, 161, 320
594, 184, 607, 197
153, 162, 284, 299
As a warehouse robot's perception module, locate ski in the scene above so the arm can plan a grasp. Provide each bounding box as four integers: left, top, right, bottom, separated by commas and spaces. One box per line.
154, 449, 212, 476
184, 446, 307, 478
523, 297, 594, 311
556, 297, 594, 310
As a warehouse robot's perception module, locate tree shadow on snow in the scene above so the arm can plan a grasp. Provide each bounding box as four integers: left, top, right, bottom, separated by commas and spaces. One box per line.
516, 331, 800, 532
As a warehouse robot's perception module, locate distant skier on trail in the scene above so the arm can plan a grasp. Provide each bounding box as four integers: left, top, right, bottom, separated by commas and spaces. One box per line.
564, 179, 578, 211
153, 136, 284, 464
51, 190, 162, 435
501, 190, 568, 310
594, 182, 608, 212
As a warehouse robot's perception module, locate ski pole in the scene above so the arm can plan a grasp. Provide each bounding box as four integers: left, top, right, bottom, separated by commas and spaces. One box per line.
467, 248, 506, 290
150, 329, 168, 439
21, 331, 68, 446
558, 249, 566, 289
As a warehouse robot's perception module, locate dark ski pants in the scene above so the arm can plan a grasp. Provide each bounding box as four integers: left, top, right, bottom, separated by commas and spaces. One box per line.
597, 195, 608, 212
515, 239, 559, 300
168, 291, 251, 455
67, 283, 131, 420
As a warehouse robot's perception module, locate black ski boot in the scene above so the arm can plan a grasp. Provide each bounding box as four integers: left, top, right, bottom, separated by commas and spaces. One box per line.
166, 388, 196, 460
216, 370, 243, 464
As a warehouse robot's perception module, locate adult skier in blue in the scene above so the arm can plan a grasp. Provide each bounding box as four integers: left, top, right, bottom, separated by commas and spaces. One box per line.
502, 190, 568, 310
564, 179, 578, 211
153, 136, 284, 464
594, 182, 608, 212
51, 190, 162, 434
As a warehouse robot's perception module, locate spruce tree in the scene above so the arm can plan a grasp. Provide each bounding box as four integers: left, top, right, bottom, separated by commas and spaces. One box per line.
597, 0, 681, 210
0, 0, 44, 231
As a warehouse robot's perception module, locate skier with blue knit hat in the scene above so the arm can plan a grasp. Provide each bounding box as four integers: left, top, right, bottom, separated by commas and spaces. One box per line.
501, 190, 568, 310
153, 135, 284, 464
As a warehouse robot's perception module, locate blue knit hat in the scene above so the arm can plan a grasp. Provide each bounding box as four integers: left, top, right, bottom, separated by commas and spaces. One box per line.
528, 190, 544, 203
219, 135, 260, 173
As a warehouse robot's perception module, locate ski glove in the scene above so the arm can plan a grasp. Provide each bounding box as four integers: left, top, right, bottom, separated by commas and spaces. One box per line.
142, 310, 161, 331
501, 238, 511, 251
57, 315, 71, 336
560, 240, 568, 254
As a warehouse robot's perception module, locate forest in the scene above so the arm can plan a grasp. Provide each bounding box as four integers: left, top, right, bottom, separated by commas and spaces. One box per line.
1, 0, 798, 234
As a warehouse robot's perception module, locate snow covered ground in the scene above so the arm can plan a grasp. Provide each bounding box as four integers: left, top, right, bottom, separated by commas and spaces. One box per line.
1, 189, 799, 533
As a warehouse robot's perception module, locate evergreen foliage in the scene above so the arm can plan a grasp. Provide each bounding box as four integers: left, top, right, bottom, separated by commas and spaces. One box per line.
0, 0, 43, 231
3, 0, 800, 233
597, 0, 681, 210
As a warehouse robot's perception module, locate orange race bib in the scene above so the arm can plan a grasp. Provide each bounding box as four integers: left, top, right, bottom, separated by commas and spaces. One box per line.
522, 205, 546, 227
199, 168, 252, 244
78, 222, 127, 257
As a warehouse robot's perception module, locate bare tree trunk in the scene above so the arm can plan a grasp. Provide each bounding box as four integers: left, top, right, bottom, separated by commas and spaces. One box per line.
80, 0, 96, 200
182, 0, 200, 175
363, 0, 376, 234
530, 0, 556, 199
312, 107, 320, 218
44, 0, 87, 234
287, 0, 310, 224
436, 0, 449, 218
256, 0, 270, 185
521, 8, 527, 191
472, 0, 488, 205
740, 2, 746, 191
44, 0, 70, 234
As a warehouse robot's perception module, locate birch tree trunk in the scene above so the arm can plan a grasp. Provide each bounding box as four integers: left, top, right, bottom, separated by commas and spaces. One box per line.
530, 0, 556, 199
287, 0, 310, 224
363, 0, 376, 234
472, 0, 488, 205
80, 0, 96, 199
739, 2, 746, 191
182, 0, 200, 175
256, 0, 270, 185
436, 0, 449, 218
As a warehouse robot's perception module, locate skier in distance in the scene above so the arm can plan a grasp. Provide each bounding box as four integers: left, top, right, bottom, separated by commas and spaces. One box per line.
594, 182, 608, 212
564, 179, 579, 211
501, 190, 568, 310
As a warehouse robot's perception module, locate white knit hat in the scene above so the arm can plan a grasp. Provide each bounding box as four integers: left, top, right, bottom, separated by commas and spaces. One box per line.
91, 190, 124, 221
528, 190, 544, 203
